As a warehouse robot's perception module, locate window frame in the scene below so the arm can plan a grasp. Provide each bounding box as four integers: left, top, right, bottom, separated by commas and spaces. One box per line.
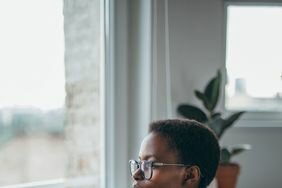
0, 0, 106, 187
103, 0, 129, 188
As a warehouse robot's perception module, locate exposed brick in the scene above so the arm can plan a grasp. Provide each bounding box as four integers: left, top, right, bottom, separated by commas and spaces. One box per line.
63, 0, 101, 187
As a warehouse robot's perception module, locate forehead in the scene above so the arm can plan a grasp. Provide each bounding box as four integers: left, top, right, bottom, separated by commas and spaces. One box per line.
139, 132, 178, 162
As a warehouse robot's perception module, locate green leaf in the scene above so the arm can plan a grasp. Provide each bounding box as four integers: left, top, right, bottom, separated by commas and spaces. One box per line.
204, 70, 221, 112
220, 145, 251, 163
217, 111, 245, 138
211, 112, 221, 118
194, 90, 209, 110
177, 104, 208, 123
230, 144, 251, 157
225, 111, 245, 126
207, 116, 225, 138
195, 90, 205, 101
220, 148, 231, 163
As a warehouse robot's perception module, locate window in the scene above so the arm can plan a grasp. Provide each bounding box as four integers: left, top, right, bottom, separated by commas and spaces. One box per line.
0, 0, 104, 187
0, 0, 65, 185
225, 4, 282, 112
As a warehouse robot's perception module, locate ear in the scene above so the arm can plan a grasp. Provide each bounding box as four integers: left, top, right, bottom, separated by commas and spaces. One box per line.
183, 166, 201, 185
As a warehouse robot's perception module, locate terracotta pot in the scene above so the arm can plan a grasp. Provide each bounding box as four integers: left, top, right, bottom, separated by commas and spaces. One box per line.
216, 163, 240, 188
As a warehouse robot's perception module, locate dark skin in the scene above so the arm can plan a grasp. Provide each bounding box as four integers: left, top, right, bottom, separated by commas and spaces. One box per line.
132, 132, 201, 188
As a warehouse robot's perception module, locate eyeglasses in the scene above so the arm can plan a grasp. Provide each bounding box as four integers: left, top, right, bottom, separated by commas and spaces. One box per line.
129, 159, 192, 180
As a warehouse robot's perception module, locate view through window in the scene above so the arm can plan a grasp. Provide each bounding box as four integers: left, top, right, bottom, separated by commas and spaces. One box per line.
0, 0, 65, 185
225, 5, 282, 112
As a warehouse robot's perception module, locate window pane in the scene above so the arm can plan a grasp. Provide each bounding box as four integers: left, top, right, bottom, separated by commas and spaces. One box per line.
0, 0, 65, 185
225, 5, 282, 112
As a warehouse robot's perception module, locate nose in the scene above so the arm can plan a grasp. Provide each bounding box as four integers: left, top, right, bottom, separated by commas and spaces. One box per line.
132, 168, 144, 181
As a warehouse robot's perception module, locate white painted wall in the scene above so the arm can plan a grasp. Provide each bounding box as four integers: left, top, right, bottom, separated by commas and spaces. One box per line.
123, 0, 282, 188
162, 0, 282, 188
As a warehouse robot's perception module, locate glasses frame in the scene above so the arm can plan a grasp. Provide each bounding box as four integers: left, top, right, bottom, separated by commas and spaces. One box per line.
129, 159, 192, 180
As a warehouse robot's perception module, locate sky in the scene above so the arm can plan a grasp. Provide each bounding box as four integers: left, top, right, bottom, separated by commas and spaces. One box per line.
0, 0, 65, 111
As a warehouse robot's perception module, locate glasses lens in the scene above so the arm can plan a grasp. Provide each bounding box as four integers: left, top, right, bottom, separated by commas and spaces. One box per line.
141, 161, 152, 180
129, 160, 139, 176
129, 160, 153, 180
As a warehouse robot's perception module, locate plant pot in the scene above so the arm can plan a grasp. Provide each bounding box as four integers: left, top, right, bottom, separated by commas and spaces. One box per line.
216, 163, 240, 188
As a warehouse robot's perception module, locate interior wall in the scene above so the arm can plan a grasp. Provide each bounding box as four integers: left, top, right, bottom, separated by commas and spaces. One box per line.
164, 0, 282, 188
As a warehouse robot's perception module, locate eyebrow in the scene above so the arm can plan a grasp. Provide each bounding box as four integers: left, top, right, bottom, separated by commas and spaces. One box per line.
139, 154, 159, 161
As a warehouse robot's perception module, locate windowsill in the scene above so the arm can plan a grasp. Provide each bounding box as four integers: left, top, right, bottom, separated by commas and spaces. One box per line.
0, 179, 63, 188
224, 110, 282, 127
0, 176, 97, 188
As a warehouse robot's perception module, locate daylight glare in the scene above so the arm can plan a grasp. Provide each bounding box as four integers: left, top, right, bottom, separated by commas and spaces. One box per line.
0, 0, 65, 110
226, 6, 282, 99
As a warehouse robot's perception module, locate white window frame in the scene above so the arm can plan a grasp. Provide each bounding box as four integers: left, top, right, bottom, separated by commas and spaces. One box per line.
103, 0, 129, 188
104, 1, 153, 188
0, 177, 97, 188
223, 1, 282, 127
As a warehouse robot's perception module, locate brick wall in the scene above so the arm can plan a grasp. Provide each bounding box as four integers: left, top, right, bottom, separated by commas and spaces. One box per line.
63, 0, 101, 187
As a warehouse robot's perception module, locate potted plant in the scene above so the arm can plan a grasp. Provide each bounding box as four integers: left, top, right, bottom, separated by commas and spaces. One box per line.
177, 70, 250, 188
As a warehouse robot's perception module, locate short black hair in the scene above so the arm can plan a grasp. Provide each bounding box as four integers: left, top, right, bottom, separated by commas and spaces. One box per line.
149, 119, 220, 188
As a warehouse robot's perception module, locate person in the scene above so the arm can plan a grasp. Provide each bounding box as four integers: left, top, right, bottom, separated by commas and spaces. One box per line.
129, 119, 220, 188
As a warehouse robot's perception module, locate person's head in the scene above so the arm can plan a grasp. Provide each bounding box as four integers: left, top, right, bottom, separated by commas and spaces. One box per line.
129, 119, 220, 188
